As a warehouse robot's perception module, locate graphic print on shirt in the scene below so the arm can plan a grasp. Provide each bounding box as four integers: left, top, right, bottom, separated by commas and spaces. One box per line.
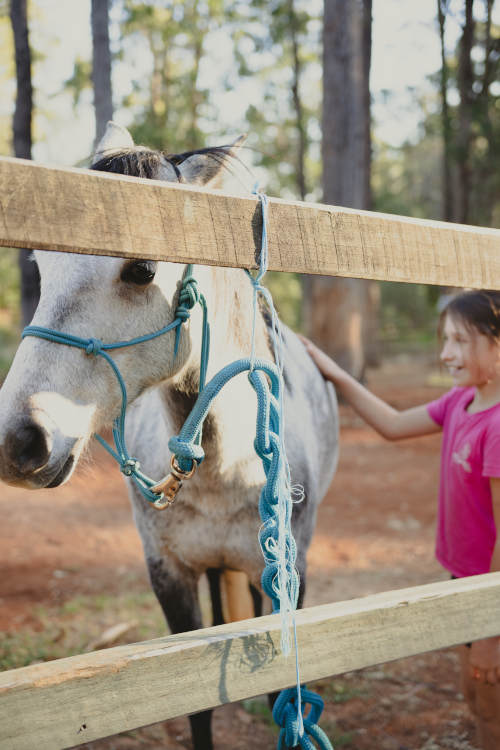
452, 442, 472, 473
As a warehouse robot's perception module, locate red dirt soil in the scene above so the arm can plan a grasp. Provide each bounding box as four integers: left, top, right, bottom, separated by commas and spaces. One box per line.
0, 358, 483, 749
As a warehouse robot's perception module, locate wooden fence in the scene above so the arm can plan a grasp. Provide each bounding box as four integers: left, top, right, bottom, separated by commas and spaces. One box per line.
1, 156, 500, 750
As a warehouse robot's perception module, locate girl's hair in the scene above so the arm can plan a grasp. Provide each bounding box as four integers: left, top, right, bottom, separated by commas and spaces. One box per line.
440, 289, 500, 341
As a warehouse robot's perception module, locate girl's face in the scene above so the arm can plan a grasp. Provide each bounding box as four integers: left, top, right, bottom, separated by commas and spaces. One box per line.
440, 314, 500, 388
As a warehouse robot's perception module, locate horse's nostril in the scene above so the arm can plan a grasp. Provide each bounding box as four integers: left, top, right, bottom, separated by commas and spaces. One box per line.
5, 419, 52, 475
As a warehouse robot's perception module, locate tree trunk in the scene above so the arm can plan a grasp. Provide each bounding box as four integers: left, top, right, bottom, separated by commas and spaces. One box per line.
288, 0, 307, 201
303, 0, 374, 378
437, 0, 453, 222
91, 0, 113, 151
10, 0, 40, 326
455, 0, 474, 224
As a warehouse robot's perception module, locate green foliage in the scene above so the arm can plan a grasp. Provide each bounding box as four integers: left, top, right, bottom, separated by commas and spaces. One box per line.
231, 0, 321, 200
0, 248, 20, 311
372, 127, 442, 221
0, 248, 20, 380
119, 0, 225, 152
319, 678, 368, 704
0, 589, 166, 671
264, 271, 303, 331
379, 281, 441, 352
242, 696, 279, 734
64, 57, 92, 108
0, 325, 18, 381
431, 13, 500, 226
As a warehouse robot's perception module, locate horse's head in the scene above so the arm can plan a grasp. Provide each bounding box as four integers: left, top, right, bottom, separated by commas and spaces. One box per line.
0, 123, 246, 488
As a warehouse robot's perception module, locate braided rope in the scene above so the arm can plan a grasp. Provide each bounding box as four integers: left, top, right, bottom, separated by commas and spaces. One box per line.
167, 191, 332, 749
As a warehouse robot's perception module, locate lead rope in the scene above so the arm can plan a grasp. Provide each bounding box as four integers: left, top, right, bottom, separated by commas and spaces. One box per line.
167, 192, 333, 749
248, 191, 333, 750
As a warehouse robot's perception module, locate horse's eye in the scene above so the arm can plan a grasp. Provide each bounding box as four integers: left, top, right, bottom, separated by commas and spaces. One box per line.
121, 260, 157, 286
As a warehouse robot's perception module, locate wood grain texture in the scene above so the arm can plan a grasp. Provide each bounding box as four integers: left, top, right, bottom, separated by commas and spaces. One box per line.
1, 574, 500, 750
1, 156, 499, 286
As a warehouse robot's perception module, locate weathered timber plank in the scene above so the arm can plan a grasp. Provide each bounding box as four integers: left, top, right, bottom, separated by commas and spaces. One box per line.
1, 574, 500, 749
1, 156, 499, 286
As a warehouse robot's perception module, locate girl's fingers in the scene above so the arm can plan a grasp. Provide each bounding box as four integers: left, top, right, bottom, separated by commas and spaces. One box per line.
298, 335, 314, 351
469, 664, 500, 684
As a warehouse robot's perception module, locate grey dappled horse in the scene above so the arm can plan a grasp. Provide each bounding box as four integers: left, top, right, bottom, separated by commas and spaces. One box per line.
0, 123, 339, 750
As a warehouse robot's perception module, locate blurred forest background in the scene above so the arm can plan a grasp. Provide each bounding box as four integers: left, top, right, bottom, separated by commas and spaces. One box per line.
1, 0, 499, 380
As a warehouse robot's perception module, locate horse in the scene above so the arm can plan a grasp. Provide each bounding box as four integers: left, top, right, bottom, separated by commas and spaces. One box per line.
0, 122, 339, 750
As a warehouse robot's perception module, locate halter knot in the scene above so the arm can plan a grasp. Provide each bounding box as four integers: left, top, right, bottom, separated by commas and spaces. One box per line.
85, 338, 103, 356
179, 276, 200, 308
175, 307, 191, 323
120, 457, 140, 476
175, 275, 200, 324
168, 437, 205, 473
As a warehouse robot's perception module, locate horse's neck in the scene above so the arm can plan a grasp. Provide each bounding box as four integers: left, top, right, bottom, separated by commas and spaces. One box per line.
163, 266, 272, 470
206, 266, 270, 363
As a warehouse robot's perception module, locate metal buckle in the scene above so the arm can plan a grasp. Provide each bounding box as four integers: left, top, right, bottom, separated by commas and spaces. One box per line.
151, 455, 196, 510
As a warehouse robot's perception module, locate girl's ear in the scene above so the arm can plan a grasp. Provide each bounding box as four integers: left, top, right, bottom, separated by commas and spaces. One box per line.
93, 122, 135, 164
177, 135, 247, 187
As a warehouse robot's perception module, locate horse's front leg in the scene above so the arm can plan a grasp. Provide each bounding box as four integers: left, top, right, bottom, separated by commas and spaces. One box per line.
146, 556, 214, 750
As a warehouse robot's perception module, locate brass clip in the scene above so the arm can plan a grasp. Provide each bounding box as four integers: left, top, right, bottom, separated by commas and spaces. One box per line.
151, 456, 196, 511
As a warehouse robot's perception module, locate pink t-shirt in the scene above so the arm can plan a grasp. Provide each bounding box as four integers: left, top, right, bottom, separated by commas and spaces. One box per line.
427, 387, 500, 577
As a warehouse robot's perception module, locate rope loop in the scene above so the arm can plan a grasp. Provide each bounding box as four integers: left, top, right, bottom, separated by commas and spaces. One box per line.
120, 457, 140, 476
85, 337, 103, 356
273, 688, 333, 750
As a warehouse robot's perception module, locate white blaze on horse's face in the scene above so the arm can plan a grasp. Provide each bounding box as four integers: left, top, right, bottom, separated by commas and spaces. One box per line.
0, 249, 185, 489
0, 122, 247, 490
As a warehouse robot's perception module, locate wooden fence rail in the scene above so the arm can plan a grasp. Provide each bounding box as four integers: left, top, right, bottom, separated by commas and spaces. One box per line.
1, 156, 500, 288
1, 575, 500, 750
1, 156, 500, 749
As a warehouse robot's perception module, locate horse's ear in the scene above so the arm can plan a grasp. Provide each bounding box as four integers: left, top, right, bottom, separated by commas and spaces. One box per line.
92, 122, 135, 164
177, 135, 247, 187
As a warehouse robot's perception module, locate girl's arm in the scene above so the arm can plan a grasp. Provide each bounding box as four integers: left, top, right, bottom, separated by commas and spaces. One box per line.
300, 337, 440, 441
468, 477, 500, 684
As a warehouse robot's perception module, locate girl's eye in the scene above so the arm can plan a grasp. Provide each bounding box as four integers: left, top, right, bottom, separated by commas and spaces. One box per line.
121, 260, 157, 286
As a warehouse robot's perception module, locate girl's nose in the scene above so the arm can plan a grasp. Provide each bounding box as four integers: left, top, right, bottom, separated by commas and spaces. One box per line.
440, 343, 453, 362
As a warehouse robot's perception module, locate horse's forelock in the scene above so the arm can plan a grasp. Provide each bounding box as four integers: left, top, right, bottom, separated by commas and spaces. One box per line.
91, 144, 243, 186
90, 149, 165, 180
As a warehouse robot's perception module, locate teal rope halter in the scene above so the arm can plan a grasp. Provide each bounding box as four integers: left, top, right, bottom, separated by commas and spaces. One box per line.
22, 264, 210, 510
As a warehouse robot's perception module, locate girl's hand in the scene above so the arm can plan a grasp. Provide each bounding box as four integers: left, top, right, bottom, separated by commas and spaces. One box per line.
298, 335, 347, 383
469, 637, 500, 684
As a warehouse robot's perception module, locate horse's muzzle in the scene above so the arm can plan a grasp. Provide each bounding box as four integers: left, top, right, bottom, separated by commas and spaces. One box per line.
0, 415, 76, 488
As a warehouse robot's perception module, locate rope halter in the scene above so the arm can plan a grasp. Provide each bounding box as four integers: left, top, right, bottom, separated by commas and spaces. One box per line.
22, 264, 210, 511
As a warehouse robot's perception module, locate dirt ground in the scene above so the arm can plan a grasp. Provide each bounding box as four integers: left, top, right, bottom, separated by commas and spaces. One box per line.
0, 356, 483, 749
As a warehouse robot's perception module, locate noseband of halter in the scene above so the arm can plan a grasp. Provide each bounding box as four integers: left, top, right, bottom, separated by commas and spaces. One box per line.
21, 264, 210, 509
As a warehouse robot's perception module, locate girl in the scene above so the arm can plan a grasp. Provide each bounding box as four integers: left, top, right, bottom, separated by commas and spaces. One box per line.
300, 289, 500, 749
